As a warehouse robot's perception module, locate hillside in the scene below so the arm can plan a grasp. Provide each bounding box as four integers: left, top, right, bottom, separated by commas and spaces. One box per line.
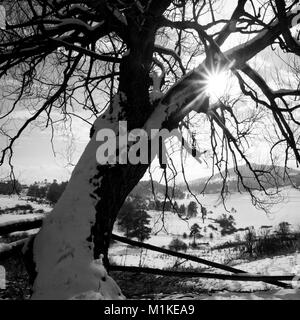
130, 180, 185, 199
180, 163, 300, 194
131, 164, 300, 199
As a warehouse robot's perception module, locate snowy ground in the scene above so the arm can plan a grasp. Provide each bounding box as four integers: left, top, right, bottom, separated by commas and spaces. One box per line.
0, 195, 51, 224
1, 191, 300, 300
177, 187, 300, 229
0, 195, 51, 212
162, 289, 300, 300
110, 230, 300, 299
110, 187, 300, 300
0, 195, 51, 248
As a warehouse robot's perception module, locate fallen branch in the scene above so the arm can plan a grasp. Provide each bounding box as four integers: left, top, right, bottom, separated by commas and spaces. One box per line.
0, 217, 44, 236
0, 220, 294, 289
110, 265, 295, 282
111, 234, 292, 289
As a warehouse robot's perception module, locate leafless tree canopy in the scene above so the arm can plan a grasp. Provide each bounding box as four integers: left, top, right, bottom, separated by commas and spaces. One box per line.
0, 0, 300, 207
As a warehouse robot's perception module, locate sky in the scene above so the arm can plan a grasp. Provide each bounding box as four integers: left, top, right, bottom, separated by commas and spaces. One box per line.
0, 0, 299, 185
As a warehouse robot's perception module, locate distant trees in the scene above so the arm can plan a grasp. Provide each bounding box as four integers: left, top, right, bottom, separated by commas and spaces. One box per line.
27, 180, 68, 204
215, 214, 237, 236
117, 199, 152, 242
179, 204, 186, 216
173, 201, 179, 213
172, 189, 185, 200
242, 222, 296, 258
127, 210, 152, 242
168, 238, 188, 252
27, 183, 47, 199
276, 222, 291, 240
187, 201, 198, 218
244, 227, 256, 257
148, 201, 156, 211
155, 200, 163, 211
0, 180, 22, 194
131, 196, 147, 210
130, 181, 185, 200
46, 180, 68, 204
147, 200, 195, 218
128, 198, 184, 215
117, 201, 136, 238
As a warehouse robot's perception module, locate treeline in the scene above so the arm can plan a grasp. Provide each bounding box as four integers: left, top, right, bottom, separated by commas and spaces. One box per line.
116, 198, 203, 242
191, 173, 300, 194
0, 180, 22, 194
213, 222, 300, 258
117, 197, 152, 242
130, 180, 185, 199
242, 222, 299, 257
27, 180, 68, 204
0, 179, 68, 205
148, 199, 201, 219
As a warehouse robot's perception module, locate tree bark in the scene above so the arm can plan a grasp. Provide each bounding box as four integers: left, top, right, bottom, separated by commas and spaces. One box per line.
31, 17, 158, 299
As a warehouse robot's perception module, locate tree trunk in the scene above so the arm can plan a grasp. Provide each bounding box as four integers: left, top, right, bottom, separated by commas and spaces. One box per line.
31, 93, 153, 299
30, 58, 210, 300
31, 15, 160, 298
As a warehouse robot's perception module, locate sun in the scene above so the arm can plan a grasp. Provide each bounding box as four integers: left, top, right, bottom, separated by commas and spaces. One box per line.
205, 71, 229, 103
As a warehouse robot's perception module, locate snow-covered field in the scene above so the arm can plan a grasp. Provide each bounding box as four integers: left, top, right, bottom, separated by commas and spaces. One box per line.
177, 187, 300, 229
0, 195, 51, 212
162, 253, 300, 300
110, 218, 300, 298
0, 195, 51, 223
1, 189, 300, 300
110, 187, 300, 299
0, 195, 51, 249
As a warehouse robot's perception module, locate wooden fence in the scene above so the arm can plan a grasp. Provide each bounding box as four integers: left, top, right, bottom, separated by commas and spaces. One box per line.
0, 216, 295, 289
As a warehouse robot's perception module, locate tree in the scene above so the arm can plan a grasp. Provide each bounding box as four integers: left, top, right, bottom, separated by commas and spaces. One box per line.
0, 0, 300, 299
117, 201, 151, 242
172, 201, 179, 213
163, 201, 172, 212
276, 221, 291, 240
148, 200, 156, 210
117, 200, 136, 237
155, 200, 163, 211
131, 196, 148, 210
244, 227, 257, 257
168, 238, 188, 252
126, 209, 152, 242
46, 180, 68, 204
215, 214, 237, 236
179, 204, 186, 216
187, 201, 198, 218
190, 223, 202, 247
0, 180, 21, 194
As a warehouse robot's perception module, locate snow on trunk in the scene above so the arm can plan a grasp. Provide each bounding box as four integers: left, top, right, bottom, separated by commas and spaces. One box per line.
32, 97, 125, 300
31, 65, 209, 299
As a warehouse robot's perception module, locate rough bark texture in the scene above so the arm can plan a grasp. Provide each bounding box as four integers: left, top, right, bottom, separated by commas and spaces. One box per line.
31, 113, 128, 299
90, 19, 157, 270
